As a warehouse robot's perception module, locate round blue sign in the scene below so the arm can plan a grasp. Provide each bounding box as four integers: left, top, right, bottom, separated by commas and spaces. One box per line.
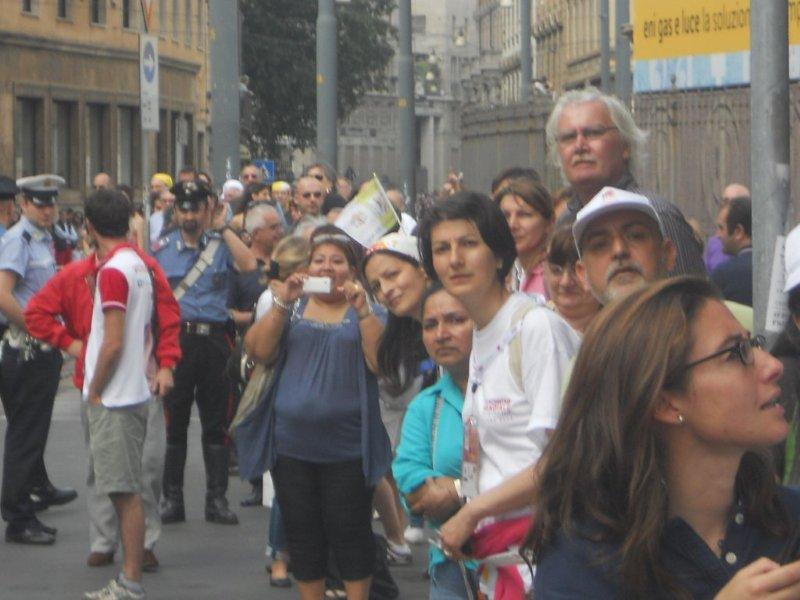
143, 42, 156, 83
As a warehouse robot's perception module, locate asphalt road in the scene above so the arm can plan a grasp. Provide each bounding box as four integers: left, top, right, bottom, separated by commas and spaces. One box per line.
0, 364, 431, 599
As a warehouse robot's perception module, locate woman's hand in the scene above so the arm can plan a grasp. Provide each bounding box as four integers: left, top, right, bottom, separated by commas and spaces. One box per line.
409, 477, 461, 522
714, 557, 800, 599
438, 502, 481, 560
271, 274, 305, 306
340, 280, 370, 318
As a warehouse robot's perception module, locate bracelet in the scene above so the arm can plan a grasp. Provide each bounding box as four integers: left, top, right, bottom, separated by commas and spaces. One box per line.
273, 296, 294, 313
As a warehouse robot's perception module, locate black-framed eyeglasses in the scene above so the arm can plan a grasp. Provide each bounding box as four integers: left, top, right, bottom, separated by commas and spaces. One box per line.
684, 335, 766, 370
555, 125, 619, 146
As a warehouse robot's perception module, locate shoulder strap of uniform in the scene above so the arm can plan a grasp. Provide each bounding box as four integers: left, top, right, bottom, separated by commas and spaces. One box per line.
172, 238, 222, 302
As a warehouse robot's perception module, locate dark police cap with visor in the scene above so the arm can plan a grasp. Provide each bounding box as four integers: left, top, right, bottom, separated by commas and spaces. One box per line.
0, 176, 19, 201
16, 174, 65, 206
171, 179, 213, 211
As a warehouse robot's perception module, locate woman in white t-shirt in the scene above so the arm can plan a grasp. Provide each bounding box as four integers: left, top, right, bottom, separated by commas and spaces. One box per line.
418, 191, 580, 598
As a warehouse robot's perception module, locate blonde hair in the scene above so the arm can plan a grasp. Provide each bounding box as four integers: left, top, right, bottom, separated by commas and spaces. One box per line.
271, 236, 310, 281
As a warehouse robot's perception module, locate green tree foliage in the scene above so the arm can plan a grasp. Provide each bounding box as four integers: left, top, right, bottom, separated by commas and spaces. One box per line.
241, 0, 395, 157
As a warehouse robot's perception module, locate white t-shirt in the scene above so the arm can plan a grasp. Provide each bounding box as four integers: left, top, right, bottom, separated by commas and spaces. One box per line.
255, 288, 274, 320
83, 246, 154, 408
464, 293, 580, 507
149, 210, 164, 242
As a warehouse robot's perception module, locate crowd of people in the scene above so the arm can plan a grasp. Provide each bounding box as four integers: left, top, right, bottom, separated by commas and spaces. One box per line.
0, 85, 793, 600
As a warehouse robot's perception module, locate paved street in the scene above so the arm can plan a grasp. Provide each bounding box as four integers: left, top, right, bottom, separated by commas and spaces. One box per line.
0, 364, 430, 599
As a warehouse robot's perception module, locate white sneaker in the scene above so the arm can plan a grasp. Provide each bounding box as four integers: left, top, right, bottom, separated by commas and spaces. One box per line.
386, 539, 413, 566
404, 526, 425, 545
84, 579, 145, 600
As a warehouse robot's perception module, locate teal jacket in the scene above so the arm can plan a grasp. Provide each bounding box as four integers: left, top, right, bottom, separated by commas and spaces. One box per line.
392, 372, 476, 572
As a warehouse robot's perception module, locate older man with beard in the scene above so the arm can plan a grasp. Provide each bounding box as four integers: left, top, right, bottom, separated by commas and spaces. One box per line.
573, 186, 752, 329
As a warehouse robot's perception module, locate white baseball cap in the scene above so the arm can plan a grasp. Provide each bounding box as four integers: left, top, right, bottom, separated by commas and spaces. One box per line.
784, 224, 800, 292
572, 186, 664, 250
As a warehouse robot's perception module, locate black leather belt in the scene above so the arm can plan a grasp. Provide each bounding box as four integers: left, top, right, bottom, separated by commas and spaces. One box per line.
182, 321, 227, 336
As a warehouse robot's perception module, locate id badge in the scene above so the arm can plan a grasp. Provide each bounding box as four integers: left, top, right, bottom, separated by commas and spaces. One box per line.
461, 416, 480, 500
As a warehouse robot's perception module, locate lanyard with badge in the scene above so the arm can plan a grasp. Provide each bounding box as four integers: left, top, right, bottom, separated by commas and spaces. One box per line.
461, 320, 525, 501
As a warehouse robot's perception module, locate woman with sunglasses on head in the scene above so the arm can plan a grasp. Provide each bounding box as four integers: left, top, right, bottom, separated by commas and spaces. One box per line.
244, 225, 390, 600
362, 233, 433, 561
393, 282, 478, 599
418, 192, 580, 598
543, 225, 600, 334
528, 277, 800, 599
495, 178, 555, 299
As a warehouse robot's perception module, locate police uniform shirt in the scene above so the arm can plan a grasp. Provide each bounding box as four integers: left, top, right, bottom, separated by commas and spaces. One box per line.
0, 215, 56, 309
154, 229, 234, 324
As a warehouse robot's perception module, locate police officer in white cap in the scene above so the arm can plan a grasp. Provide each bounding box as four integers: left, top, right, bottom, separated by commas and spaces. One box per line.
0, 174, 76, 545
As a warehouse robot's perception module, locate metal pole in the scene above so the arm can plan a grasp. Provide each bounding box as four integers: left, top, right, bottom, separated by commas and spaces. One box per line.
397, 0, 416, 205
209, 0, 241, 187
600, 0, 610, 93
142, 133, 150, 249
751, 0, 791, 336
520, 0, 532, 103
614, 0, 631, 106
316, 0, 338, 168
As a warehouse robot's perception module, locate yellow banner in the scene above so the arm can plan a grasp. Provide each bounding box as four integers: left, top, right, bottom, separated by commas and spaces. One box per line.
633, 0, 800, 60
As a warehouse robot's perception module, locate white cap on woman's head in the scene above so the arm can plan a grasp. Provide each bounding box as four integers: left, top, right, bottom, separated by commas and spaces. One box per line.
784, 225, 800, 292
222, 179, 244, 196
572, 186, 664, 250
365, 232, 420, 264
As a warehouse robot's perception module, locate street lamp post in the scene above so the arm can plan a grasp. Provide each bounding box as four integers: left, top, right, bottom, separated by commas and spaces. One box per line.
397, 0, 416, 205
316, 0, 338, 168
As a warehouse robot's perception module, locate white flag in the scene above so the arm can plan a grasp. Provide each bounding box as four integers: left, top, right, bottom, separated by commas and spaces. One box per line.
335, 176, 399, 247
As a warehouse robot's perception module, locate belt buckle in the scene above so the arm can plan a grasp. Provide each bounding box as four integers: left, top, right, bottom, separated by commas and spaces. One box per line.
197, 323, 211, 336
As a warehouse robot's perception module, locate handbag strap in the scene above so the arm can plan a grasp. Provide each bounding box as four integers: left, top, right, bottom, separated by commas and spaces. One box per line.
430, 395, 444, 472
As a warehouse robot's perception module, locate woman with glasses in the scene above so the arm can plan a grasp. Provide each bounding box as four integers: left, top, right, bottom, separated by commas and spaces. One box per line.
418, 192, 580, 598
495, 178, 555, 299
528, 277, 800, 599
543, 225, 600, 333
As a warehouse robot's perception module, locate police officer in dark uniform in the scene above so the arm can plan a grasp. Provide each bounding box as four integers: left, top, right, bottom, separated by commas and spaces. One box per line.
0, 174, 77, 545
154, 179, 256, 525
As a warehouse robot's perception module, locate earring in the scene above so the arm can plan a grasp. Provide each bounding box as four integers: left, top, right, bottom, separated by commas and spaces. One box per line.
677, 414, 685, 425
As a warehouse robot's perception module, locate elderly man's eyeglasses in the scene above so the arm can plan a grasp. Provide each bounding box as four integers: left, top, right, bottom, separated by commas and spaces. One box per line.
301, 191, 323, 199
684, 335, 766, 370
555, 125, 619, 146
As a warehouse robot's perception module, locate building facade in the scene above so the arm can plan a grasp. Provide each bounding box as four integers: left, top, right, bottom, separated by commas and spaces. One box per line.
334, 0, 478, 195
0, 0, 210, 203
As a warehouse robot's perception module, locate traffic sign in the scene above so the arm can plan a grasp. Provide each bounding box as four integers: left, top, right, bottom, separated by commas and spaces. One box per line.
140, 35, 159, 131
253, 159, 276, 182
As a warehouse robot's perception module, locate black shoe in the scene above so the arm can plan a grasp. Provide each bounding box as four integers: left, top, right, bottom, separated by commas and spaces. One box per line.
32, 517, 57, 535
240, 488, 262, 507
5, 523, 55, 545
203, 443, 239, 525
159, 495, 185, 524
29, 484, 77, 511
269, 574, 292, 588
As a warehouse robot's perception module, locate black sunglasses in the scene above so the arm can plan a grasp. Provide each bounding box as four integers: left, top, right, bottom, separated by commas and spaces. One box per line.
684, 335, 766, 370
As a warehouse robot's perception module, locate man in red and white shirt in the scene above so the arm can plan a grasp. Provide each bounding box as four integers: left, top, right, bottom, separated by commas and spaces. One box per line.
81, 189, 156, 600
25, 204, 180, 574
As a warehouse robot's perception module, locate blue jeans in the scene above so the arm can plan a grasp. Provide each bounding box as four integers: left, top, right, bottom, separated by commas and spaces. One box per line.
430, 561, 476, 600
266, 498, 288, 560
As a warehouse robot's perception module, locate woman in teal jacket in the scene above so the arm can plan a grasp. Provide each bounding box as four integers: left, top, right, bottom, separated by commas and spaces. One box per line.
393, 283, 477, 599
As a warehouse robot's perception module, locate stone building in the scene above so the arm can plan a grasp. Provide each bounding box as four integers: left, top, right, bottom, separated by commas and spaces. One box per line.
334, 0, 478, 194
0, 0, 210, 203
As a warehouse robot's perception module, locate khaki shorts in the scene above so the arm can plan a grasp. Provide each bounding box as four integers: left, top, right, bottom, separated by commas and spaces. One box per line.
87, 401, 148, 495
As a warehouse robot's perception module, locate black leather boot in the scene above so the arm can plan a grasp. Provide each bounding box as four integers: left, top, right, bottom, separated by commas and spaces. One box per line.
203, 444, 239, 525
160, 444, 186, 524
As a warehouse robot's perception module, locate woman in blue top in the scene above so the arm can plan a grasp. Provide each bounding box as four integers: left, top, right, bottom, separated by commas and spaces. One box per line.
393, 283, 477, 599
245, 225, 390, 600
527, 277, 800, 599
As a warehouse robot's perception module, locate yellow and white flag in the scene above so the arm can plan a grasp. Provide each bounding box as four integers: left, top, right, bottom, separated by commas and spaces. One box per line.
335, 176, 399, 247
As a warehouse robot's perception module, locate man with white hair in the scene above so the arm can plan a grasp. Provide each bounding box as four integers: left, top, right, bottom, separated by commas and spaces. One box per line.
548, 87, 704, 275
